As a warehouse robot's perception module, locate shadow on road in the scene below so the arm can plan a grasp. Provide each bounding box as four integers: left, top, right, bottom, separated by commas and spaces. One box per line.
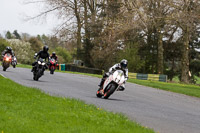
89, 96, 125, 102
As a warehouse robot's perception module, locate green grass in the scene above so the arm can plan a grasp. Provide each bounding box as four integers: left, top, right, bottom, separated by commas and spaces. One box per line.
16, 63, 200, 98
0, 75, 154, 133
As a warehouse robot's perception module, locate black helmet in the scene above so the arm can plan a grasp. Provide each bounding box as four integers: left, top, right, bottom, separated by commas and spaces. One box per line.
6, 46, 12, 51
43, 45, 49, 52
52, 52, 56, 56
120, 59, 128, 70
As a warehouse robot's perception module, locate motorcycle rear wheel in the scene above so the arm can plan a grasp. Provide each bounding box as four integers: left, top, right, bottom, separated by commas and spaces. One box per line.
96, 88, 103, 98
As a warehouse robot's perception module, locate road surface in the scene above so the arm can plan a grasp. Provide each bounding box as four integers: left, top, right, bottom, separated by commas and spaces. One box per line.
1, 67, 200, 133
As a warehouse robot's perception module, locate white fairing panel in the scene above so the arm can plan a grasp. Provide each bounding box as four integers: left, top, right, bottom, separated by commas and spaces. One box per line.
103, 70, 125, 90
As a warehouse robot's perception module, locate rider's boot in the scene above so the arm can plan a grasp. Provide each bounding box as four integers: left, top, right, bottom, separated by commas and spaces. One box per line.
98, 78, 105, 88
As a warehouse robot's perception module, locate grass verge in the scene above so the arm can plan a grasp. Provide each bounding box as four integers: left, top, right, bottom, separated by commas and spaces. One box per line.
16, 64, 200, 98
0, 75, 154, 133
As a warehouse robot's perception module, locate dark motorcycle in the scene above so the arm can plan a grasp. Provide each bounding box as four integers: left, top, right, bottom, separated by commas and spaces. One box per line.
11, 56, 17, 68
2, 53, 12, 71
49, 58, 57, 74
33, 58, 46, 81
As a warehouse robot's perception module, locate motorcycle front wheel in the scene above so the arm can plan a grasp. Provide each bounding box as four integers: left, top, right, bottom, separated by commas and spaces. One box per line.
2, 62, 9, 71
104, 83, 117, 99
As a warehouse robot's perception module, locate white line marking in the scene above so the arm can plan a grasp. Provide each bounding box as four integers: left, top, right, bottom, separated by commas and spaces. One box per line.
0, 73, 7, 78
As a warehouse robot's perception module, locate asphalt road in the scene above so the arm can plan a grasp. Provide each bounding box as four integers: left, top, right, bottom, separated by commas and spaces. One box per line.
1, 67, 200, 133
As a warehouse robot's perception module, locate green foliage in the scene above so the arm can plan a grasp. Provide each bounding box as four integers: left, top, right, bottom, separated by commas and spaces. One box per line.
55, 47, 72, 63
118, 42, 145, 72
190, 60, 200, 76
13, 30, 21, 40
28, 37, 43, 53
0, 75, 154, 133
5, 31, 12, 39
0, 38, 10, 54
8, 39, 35, 64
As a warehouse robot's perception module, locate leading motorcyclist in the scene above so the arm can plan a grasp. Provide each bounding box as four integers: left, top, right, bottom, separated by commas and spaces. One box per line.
1, 46, 15, 60
31, 45, 50, 73
98, 59, 128, 91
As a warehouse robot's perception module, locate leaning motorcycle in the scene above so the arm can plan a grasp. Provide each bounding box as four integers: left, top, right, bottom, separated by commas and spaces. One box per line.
2, 53, 12, 71
96, 70, 125, 99
33, 58, 46, 81
49, 58, 57, 74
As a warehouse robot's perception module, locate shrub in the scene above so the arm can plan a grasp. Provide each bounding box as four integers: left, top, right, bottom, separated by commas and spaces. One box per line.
55, 47, 72, 63
0, 38, 10, 54
7, 39, 35, 64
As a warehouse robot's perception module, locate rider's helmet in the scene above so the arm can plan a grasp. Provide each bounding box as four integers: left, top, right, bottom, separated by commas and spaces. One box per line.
52, 52, 56, 57
43, 45, 49, 52
6, 46, 12, 52
120, 59, 128, 70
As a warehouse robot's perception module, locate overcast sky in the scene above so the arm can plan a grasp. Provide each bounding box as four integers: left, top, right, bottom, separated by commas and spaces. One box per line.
0, 0, 58, 37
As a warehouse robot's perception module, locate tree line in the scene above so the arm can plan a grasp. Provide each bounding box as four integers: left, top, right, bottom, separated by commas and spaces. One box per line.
2, 0, 200, 83
27, 0, 200, 83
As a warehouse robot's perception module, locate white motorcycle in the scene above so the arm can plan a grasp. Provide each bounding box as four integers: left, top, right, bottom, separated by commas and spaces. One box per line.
11, 56, 17, 68
96, 70, 125, 99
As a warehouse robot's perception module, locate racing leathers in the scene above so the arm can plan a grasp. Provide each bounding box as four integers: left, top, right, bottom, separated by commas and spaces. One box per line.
50, 55, 58, 63
1, 49, 14, 60
31, 50, 50, 72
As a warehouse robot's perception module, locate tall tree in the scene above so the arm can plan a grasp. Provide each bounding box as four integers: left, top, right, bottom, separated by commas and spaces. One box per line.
172, 0, 200, 83
13, 30, 21, 40
6, 31, 12, 39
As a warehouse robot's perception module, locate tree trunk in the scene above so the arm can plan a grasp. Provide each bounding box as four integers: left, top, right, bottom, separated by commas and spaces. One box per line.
157, 28, 164, 74
74, 0, 82, 59
83, 0, 92, 66
181, 26, 189, 83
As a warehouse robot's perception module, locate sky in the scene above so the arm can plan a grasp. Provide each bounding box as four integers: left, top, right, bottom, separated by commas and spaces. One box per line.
0, 0, 58, 37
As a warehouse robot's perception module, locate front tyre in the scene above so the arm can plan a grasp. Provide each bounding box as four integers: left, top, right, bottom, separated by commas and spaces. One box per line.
104, 83, 116, 99
3, 67, 6, 71
50, 69, 54, 74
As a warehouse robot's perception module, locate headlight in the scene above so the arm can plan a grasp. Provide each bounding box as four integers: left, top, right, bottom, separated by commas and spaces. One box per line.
38, 61, 41, 64
42, 62, 45, 65
6, 58, 9, 61
117, 75, 121, 80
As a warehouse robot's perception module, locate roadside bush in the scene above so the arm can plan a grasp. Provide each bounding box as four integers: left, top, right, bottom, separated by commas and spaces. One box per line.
55, 47, 72, 63
7, 39, 35, 64
28, 37, 43, 53
0, 38, 10, 54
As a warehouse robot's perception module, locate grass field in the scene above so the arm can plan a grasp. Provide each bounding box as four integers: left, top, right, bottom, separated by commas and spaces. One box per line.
16, 63, 200, 98
0, 75, 154, 133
